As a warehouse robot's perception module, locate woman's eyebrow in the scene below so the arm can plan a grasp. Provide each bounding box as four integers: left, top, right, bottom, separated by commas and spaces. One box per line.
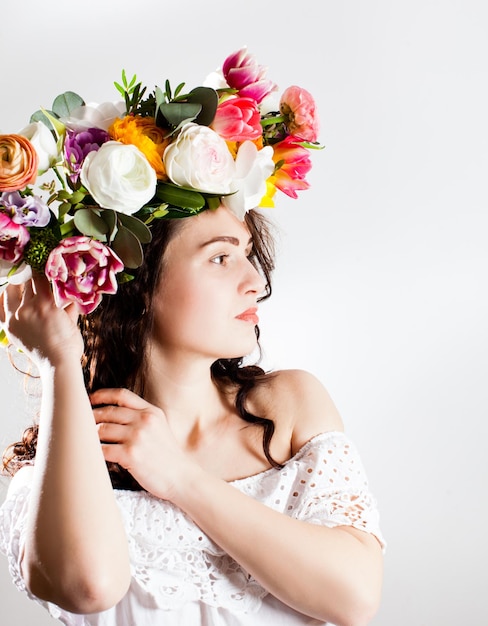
200, 236, 253, 248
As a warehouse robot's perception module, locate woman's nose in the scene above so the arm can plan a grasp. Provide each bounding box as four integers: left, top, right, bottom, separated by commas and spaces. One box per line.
241, 260, 267, 296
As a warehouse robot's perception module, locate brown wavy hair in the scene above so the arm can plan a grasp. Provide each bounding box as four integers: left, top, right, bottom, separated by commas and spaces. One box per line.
2, 209, 281, 485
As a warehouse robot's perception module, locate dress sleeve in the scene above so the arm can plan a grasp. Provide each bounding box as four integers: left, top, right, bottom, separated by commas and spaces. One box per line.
289, 432, 386, 549
0, 481, 85, 626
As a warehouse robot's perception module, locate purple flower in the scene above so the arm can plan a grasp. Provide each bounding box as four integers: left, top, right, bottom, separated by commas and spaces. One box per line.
0, 191, 50, 227
64, 127, 110, 183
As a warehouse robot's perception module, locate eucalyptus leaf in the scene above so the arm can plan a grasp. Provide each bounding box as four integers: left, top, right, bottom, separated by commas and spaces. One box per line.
99, 210, 118, 241
112, 225, 143, 268
74, 209, 108, 240
187, 87, 218, 126
117, 213, 152, 244
52, 91, 85, 118
30, 109, 57, 133
156, 183, 206, 210
158, 101, 202, 127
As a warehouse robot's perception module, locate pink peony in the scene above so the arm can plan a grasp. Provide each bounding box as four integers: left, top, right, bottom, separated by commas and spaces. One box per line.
45, 236, 124, 314
211, 97, 262, 142
222, 47, 277, 104
0, 212, 30, 263
271, 136, 312, 199
280, 86, 320, 143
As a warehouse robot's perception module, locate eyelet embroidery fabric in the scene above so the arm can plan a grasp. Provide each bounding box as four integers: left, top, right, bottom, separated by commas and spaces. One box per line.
0, 431, 384, 625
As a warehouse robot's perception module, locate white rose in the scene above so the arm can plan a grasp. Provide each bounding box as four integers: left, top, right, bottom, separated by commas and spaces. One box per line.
222, 142, 275, 220
80, 141, 156, 215
62, 101, 126, 131
164, 123, 235, 194
18, 121, 60, 174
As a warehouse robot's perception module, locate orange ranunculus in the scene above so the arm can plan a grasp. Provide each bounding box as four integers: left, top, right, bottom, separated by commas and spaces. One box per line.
0, 134, 39, 192
108, 116, 169, 180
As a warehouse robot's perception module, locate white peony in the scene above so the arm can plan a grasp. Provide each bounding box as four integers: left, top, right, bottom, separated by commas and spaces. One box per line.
222, 142, 275, 220
163, 123, 235, 194
80, 141, 156, 215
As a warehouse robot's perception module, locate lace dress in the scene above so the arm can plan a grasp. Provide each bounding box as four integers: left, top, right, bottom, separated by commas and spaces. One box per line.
0, 431, 385, 626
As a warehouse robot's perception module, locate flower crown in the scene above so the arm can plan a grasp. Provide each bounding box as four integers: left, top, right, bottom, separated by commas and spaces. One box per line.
0, 47, 322, 320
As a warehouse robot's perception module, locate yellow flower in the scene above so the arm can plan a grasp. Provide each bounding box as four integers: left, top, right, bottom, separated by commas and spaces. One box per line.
108, 116, 169, 180
259, 178, 277, 208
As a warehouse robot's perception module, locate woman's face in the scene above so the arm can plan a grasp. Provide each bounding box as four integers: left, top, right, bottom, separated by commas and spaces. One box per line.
150, 206, 267, 362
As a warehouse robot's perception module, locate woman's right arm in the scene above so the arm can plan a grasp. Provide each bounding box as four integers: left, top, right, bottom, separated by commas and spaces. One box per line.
1, 277, 131, 614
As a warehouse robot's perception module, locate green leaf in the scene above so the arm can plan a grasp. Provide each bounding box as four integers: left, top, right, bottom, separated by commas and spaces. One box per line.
206, 195, 222, 211
74, 209, 109, 240
112, 225, 143, 268
187, 87, 218, 126
99, 209, 118, 241
117, 271, 135, 284
30, 109, 57, 132
52, 91, 85, 118
158, 101, 202, 127
156, 183, 206, 210
117, 213, 152, 244
155, 86, 166, 109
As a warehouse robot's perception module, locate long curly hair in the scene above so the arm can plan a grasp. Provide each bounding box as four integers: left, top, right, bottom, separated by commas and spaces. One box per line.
2, 209, 281, 486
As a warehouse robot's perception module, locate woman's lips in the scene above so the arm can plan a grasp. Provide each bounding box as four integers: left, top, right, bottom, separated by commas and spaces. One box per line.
235, 307, 259, 325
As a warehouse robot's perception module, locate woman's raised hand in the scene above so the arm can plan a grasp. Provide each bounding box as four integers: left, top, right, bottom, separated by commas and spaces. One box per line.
91, 387, 197, 501
0, 274, 83, 366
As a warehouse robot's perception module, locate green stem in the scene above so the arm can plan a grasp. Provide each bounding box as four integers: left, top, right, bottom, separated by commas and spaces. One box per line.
261, 114, 287, 127
52, 165, 67, 190
59, 219, 75, 237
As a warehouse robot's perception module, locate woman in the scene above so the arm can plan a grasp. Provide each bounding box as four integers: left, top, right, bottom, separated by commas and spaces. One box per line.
0, 49, 384, 625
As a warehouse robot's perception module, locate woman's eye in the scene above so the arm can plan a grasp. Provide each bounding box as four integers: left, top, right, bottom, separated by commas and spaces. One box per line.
211, 254, 228, 265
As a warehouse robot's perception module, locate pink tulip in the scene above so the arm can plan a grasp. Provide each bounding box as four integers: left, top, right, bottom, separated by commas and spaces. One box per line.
45, 236, 124, 314
271, 136, 312, 199
280, 86, 320, 143
211, 98, 262, 142
222, 47, 277, 104
0, 212, 30, 264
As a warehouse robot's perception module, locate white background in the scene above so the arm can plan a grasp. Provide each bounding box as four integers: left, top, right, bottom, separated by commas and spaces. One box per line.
1, 1, 487, 624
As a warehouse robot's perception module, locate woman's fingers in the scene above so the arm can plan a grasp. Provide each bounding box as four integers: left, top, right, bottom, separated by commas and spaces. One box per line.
96, 421, 129, 444
90, 388, 152, 411
93, 404, 133, 425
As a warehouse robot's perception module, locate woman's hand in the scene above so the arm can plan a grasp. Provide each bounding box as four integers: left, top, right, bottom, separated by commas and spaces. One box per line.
0, 274, 83, 366
91, 387, 196, 500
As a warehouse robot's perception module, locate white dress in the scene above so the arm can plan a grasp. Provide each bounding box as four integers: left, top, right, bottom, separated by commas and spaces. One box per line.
0, 431, 385, 626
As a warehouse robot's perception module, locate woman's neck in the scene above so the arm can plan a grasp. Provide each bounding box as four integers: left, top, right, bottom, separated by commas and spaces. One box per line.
143, 347, 234, 445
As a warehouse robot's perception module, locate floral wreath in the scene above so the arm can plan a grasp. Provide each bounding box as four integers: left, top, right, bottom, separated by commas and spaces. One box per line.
0, 47, 322, 327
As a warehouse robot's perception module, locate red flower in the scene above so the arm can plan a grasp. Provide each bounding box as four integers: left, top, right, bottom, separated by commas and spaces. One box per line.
212, 97, 262, 142
271, 137, 312, 199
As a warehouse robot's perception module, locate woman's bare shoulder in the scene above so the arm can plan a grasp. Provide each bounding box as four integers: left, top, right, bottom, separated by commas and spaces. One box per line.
251, 369, 344, 454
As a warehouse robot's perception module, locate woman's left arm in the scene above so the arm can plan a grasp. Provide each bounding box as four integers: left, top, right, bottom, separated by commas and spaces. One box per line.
92, 373, 383, 626
172, 463, 383, 626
